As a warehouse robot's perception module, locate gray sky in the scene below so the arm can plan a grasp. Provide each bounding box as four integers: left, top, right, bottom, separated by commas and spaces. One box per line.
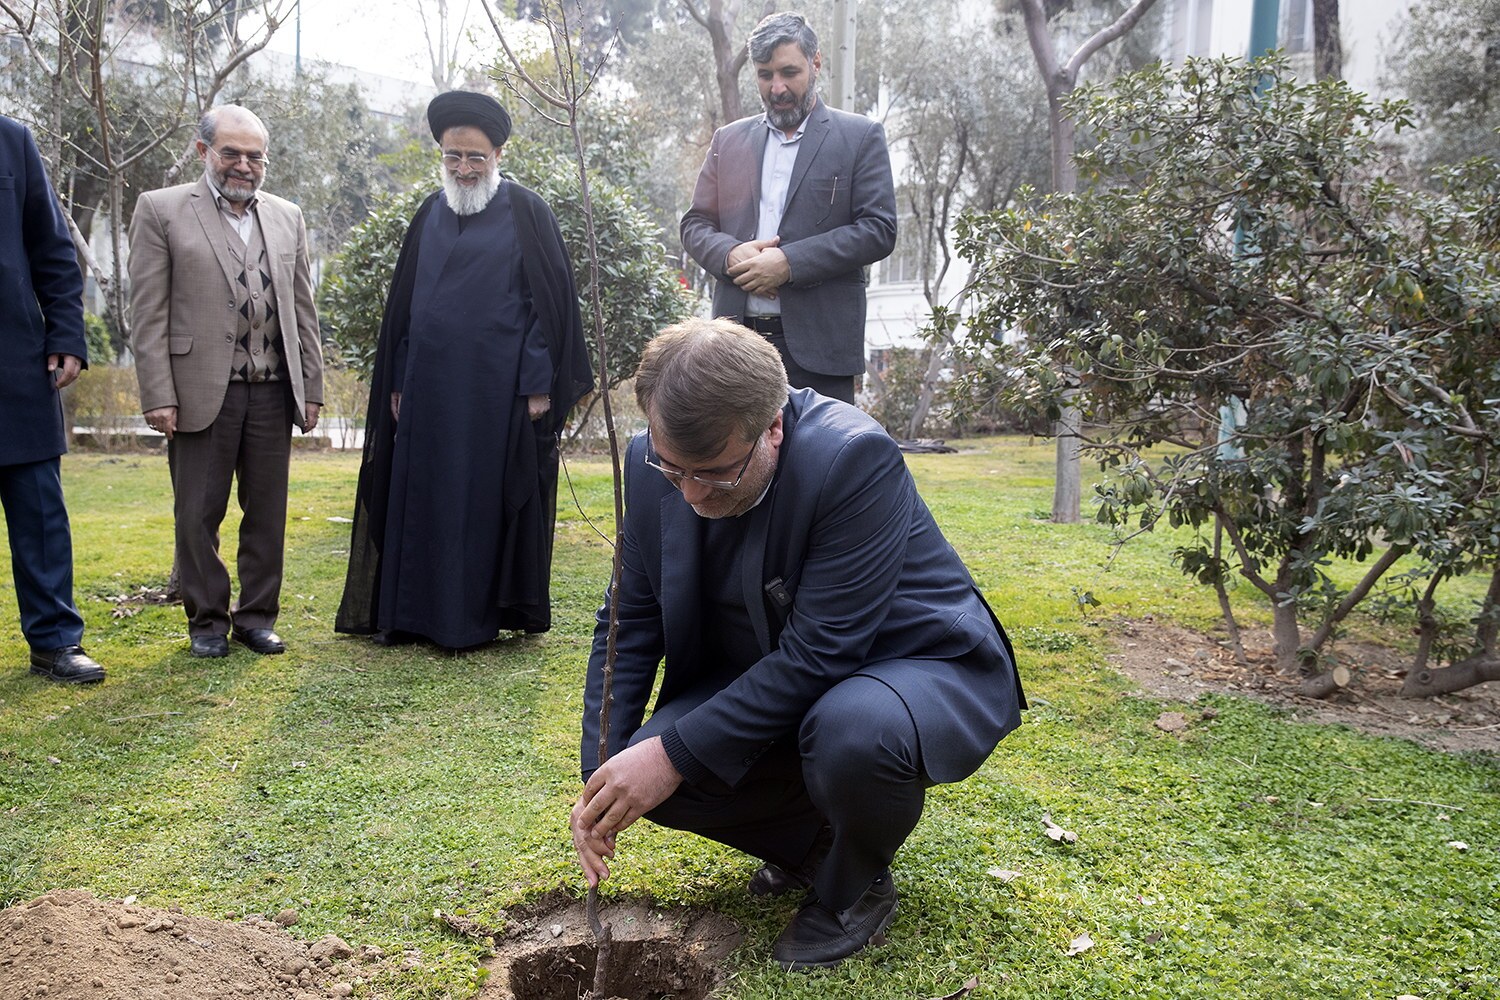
264, 1, 491, 86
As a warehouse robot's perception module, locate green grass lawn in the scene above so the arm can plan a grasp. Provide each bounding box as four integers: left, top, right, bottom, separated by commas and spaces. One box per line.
1, 440, 1496, 999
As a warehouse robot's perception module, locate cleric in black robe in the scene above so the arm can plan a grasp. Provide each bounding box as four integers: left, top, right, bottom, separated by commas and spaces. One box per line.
336, 92, 593, 647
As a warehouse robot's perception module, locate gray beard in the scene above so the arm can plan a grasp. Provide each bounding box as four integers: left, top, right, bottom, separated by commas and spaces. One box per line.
440, 164, 501, 216
764, 82, 817, 132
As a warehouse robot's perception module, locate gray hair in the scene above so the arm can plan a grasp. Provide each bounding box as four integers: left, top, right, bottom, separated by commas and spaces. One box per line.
198, 105, 269, 147
748, 11, 818, 65
635, 318, 789, 460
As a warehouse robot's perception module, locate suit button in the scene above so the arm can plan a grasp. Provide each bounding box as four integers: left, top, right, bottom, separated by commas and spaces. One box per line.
224, 334, 233, 342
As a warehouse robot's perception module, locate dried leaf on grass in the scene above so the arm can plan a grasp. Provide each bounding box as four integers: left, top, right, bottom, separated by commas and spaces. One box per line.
926, 975, 980, 1000
986, 868, 1023, 883
1154, 711, 1189, 733
433, 908, 502, 941
1041, 813, 1078, 843
1065, 931, 1094, 956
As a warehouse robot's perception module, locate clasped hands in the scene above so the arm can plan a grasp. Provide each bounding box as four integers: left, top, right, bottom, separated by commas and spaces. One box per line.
727, 237, 791, 298
570, 736, 682, 887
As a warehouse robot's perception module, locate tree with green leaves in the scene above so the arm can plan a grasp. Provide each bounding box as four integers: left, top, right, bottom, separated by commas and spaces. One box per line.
957, 55, 1500, 698
1387, 0, 1500, 170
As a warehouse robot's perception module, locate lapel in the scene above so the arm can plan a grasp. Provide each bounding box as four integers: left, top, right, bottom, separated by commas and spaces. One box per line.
739, 400, 798, 655
749, 119, 769, 213
660, 492, 702, 661
188, 176, 238, 294
785, 100, 831, 210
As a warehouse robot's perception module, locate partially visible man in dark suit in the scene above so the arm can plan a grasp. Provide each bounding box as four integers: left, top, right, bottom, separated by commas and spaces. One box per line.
680, 11, 897, 404
0, 115, 105, 684
571, 319, 1025, 970
128, 105, 324, 659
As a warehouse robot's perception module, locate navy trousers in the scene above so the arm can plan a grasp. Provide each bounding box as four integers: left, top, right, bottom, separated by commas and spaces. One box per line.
633, 668, 933, 912
0, 457, 85, 650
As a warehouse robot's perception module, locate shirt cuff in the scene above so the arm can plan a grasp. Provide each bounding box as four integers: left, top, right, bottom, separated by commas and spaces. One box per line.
660, 724, 711, 786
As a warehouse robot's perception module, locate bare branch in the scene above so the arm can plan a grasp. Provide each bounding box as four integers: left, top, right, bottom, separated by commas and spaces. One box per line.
1064, 0, 1162, 81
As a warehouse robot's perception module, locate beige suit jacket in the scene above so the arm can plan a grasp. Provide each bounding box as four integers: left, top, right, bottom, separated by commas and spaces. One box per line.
128, 176, 324, 433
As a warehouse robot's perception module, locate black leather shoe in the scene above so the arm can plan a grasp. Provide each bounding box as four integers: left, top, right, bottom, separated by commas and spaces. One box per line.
29, 645, 105, 684
749, 823, 832, 897
190, 635, 230, 658
772, 872, 898, 970
232, 627, 285, 655
749, 862, 813, 897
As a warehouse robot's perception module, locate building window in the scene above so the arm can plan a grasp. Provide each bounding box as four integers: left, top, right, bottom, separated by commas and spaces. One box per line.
1281, 0, 1313, 53
879, 214, 922, 286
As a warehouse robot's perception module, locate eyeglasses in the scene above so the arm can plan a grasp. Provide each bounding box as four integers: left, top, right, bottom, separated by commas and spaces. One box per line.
441, 152, 493, 169
210, 147, 269, 168
645, 431, 761, 491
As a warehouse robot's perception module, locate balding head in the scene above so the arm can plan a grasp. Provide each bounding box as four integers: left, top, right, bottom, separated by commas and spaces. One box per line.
198, 105, 269, 147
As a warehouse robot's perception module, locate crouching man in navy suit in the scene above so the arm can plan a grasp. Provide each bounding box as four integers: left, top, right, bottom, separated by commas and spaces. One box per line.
572, 318, 1025, 970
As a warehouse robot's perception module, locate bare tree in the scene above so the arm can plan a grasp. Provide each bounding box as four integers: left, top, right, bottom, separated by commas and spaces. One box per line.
680, 0, 774, 129
1016, 0, 1160, 523
1, 0, 290, 344
414, 0, 473, 90
477, 2, 624, 995
1312, 0, 1342, 80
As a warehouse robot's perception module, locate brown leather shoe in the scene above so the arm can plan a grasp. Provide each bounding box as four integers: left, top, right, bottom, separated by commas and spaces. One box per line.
231, 627, 285, 655
29, 645, 105, 684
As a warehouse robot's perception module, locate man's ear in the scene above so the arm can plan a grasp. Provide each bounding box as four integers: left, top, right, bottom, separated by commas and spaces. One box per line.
767, 410, 785, 448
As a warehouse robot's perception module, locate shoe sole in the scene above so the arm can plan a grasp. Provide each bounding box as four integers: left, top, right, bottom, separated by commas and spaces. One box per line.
28, 666, 105, 684
190, 645, 230, 658
231, 636, 285, 655
777, 898, 899, 971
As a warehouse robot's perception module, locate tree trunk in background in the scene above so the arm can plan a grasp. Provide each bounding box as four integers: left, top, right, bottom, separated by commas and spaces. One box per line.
1017, 0, 1160, 523
683, 0, 774, 129
1312, 0, 1342, 80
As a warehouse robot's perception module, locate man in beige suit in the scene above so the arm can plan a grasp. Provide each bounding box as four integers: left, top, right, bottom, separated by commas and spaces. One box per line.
128, 105, 323, 658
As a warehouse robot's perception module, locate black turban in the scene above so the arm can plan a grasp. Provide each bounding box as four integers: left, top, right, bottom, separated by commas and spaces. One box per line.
427, 91, 513, 147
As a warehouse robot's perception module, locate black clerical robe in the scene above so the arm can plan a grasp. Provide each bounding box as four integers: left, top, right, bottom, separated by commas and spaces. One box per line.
336, 181, 593, 644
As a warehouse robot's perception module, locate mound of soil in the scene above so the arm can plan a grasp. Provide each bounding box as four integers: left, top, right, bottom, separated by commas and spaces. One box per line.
1107, 617, 1500, 755
0, 889, 385, 999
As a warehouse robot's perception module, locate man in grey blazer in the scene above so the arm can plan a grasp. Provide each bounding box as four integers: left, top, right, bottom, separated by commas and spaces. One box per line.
572, 319, 1024, 970
680, 11, 897, 404
128, 106, 323, 658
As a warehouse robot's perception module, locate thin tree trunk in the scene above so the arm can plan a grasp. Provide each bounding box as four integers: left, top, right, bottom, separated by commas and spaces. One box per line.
1311, 0, 1342, 81
904, 345, 946, 440
1402, 563, 1500, 697
1212, 516, 1247, 664
1052, 395, 1082, 523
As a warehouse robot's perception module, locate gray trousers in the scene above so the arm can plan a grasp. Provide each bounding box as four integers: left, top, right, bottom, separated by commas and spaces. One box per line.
632, 669, 932, 911
167, 381, 292, 637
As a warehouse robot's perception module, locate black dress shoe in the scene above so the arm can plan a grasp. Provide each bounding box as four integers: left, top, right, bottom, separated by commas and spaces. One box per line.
190, 635, 230, 658
29, 645, 105, 684
749, 862, 814, 897
772, 872, 898, 970
749, 823, 832, 897
232, 627, 285, 655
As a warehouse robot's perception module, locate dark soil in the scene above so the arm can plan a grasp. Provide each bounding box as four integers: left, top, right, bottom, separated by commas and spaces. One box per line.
0, 889, 386, 999
476, 892, 741, 1000
1107, 616, 1500, 755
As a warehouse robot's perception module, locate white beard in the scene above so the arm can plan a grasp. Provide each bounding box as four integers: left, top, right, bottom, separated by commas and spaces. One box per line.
440, 164, 501, 217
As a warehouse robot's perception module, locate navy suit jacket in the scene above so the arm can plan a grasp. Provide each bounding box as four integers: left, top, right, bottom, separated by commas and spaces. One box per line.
680, 100, 897, 378
0, 116, 87, 467
582, 390, 1024, 789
